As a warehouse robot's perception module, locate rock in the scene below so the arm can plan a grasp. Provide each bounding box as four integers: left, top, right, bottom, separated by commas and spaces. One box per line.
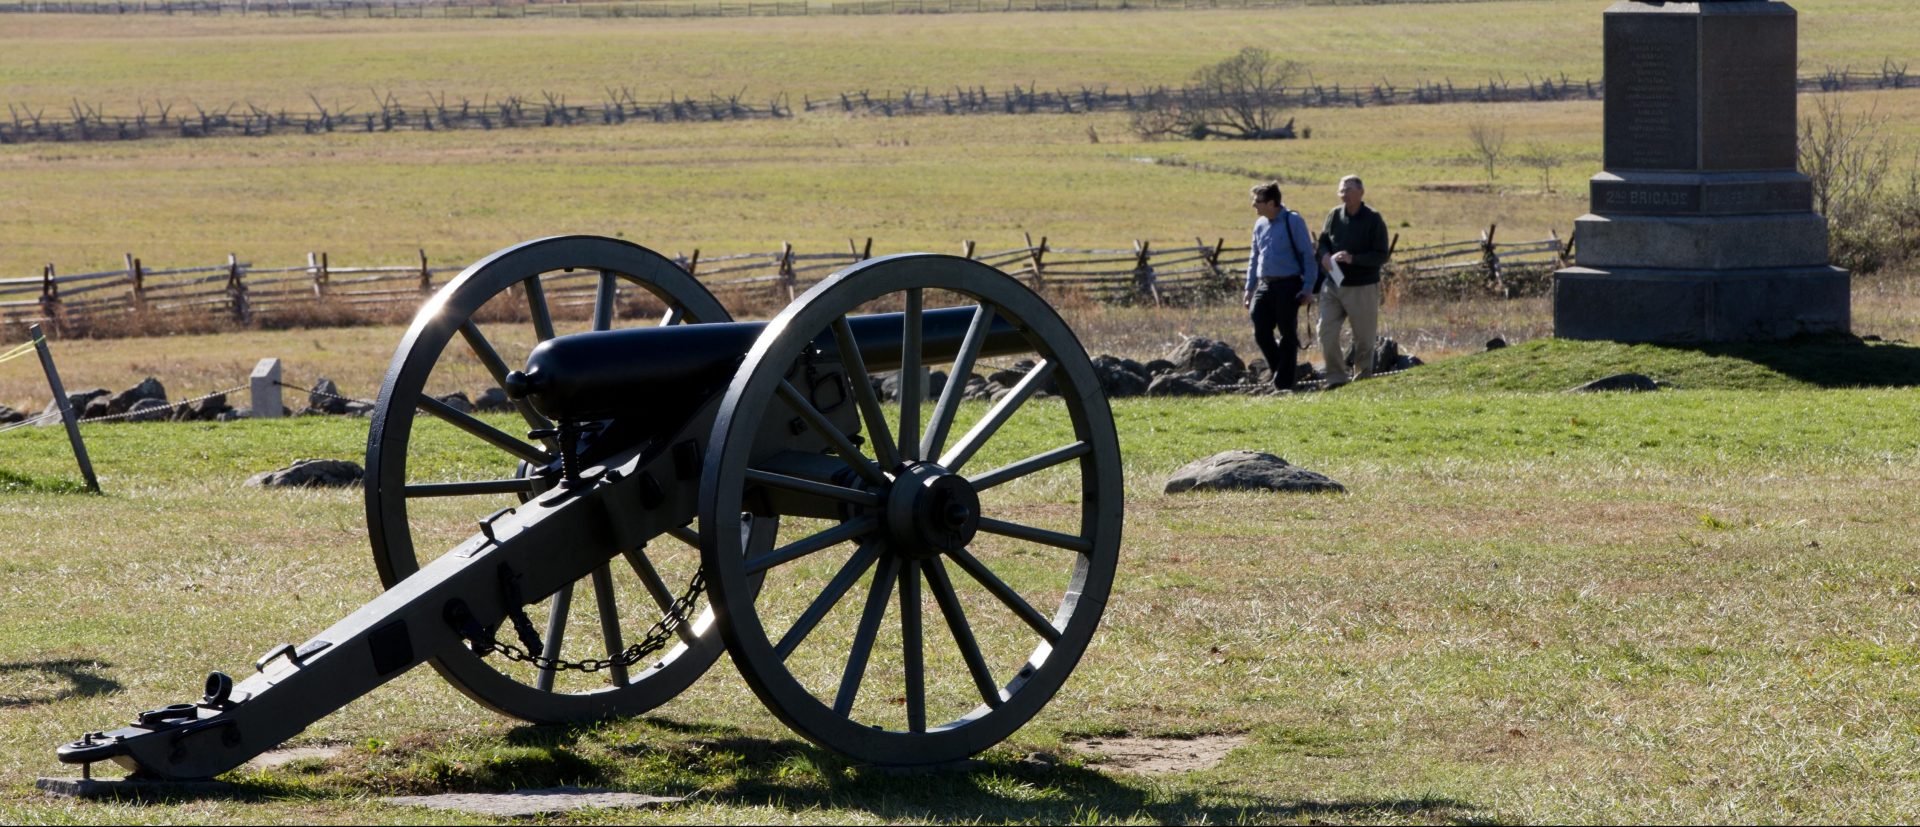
1166, 337, 1244, 376
1345, 337, 1408, 375
245, 459, 365, 488
125, 398, 172, 423
1486, 337, 1508, 351
107, 377, 167, 415
179, 393, 232, 422
40, 388, 107, 424
1146, 374, 1213, 398
307, 378, 350, 415
1164, 450, 1346, 494
872, 370, 948, 403
1570, 373, 1660, 393
474, 387, 514, 413
963, 377, 998, 401
1204, 365, 1246, 386
83, 396, 113, 419
987, 360, 1036, 389
434, 392, 474, 414
1092, 355, 1148, 398
0, 405, 21, 424
1145, 358, 1177, 376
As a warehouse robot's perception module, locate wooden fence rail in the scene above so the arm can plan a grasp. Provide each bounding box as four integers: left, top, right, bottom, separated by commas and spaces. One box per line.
0, 228, 1566, 335
0, 0, 1569, 19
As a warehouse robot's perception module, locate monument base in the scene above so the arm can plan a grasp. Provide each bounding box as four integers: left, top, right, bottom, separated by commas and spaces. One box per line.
1553, 265, 1850, 343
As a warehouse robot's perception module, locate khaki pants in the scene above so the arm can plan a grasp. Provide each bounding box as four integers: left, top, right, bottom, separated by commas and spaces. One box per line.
1319, 281, 1379, 384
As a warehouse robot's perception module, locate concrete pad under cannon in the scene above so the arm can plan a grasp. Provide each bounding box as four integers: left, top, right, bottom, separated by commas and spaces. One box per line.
383, 788, 686, 817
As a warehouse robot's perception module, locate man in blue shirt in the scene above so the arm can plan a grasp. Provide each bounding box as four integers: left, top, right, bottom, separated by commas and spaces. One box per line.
1244, 181, 1317, 391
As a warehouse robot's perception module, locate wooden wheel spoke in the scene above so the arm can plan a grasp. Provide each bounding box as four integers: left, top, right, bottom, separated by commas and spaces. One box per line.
745, 516, 877, 576
535, 582, 573, 692
921, 304, 994, 463
835, 553, 901, 716
403, 478, 540, 498
593, 270, 618, 331
590, 565, 629, 686
524, 276, 557, 342
947, 548, 1062, 644
660, 304, 684, 327
939, 360, 1054, 473
974, 516, 1093, 554
925, 558, 1002, 708
776, 542, 880, 660
459, 319, 554, 435
832, 315, 899, 470
968, 441, 1090, 492
623, 548, 701, 646
746, 468, 882, 507
776, 380, 887, 485
417, 395, 550, 466
899, 288, 924, 461
900, 559, 927, 733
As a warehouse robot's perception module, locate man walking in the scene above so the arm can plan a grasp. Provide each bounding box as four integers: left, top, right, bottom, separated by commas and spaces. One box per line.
1315, 175, 1393, 387
1243, 181, 1316, 391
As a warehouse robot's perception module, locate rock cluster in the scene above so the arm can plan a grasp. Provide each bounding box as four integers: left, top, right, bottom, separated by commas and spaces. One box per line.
35, 377, 234, 424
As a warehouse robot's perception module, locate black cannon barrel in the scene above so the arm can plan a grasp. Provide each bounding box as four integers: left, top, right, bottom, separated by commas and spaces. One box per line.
504, 307, 1027, 423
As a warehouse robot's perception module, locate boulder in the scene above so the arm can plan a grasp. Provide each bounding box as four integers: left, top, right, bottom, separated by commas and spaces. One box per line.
41, 388, 108, 424
474, 387, 515, 413
171, 393, 231, 422
0, 404, 22, 424
1486, 337, 1508, 351
1204, 365, 1247, 386
83, 396, 113, 420
245, 459, 366, 488
1091, 355, 1148, 398
107, 377, 167, 415
1145, 359, 1177, 376
435, 392, 474, 414
1570, 373, 1660, 393
1146, 374, 1213, 398
1164, 450, 1346, 494
872, 370, 949, 403
307, 378, 350, 415
125, 398, 172, 423
1165, 337, 1244, 376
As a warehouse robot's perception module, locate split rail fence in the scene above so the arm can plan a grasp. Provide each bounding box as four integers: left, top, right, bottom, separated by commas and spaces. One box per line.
0, 0, 1565, 19
1, 228, 1568, 336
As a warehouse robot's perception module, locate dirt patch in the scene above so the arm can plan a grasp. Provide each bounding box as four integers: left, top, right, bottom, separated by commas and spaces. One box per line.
1071, 734, 1247, 775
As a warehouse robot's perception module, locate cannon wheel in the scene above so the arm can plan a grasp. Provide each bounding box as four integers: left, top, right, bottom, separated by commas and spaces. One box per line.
700, 254, 1123, 765
367, 235, 734, 723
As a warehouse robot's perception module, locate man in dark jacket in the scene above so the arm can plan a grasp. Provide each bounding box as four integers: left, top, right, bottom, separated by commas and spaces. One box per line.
1314, 175, 1393, 386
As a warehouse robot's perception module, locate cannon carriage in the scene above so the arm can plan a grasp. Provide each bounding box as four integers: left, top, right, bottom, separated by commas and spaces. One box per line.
58, 235, 1124, 779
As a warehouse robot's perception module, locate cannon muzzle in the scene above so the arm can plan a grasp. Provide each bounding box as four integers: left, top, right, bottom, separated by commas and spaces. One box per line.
506, 306, 1024, 423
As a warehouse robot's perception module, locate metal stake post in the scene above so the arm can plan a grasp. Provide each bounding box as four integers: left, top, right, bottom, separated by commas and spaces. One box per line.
29, 324, 100, 493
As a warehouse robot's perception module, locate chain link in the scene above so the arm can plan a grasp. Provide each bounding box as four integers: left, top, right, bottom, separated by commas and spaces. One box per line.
478, 567, 708, 675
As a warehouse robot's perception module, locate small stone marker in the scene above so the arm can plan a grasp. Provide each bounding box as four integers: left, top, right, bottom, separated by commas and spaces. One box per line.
250, 358, 282, 420
383, 788, 685, 817
1164, 450, 1344, 494
245, 459, 365, 488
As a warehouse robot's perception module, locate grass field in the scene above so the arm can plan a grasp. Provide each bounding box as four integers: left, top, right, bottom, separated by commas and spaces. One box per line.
3, 338, 1920, 823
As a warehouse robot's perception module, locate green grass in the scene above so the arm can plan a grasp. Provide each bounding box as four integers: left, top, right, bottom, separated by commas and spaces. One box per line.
1374, 336, 1920, 394
4, 337, 1920, 821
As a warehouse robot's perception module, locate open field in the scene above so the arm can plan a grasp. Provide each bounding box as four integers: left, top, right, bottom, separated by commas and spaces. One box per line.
5, 0, 1915, 112
4, 338, 1920, 823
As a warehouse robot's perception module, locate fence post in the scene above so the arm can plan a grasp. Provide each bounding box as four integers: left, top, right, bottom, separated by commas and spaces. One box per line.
778, 241, 796, 300
126, 253, 147, 315
418, 248, 432, 293
1132, 239, 1160, 306
29, 323, 100, 493
39, 263, 64, 336
250, 357, 282, 419
962, 239, 976, 260
310, 251, 329, 298
1023, 232, 1047, 293
226, 253, 251, 322
1480, 224, 1506, 297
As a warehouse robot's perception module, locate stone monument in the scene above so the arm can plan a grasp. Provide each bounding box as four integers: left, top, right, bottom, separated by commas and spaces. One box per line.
1553, 0, 1850, 342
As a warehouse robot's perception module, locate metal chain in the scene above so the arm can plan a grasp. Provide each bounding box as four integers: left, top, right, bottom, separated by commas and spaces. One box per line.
478, 567, 708, 674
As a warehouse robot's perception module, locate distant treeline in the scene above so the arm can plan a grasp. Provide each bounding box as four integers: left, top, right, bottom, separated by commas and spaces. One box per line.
0, 0, 1567, 20
3, 64, 1912, 146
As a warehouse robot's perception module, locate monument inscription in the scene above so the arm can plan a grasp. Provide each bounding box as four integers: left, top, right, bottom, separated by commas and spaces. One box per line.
1603, 13, 1698, 170
1701, 14, 1798, 169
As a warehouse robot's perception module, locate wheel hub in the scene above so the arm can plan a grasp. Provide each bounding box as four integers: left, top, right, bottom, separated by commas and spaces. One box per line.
884, 461, 980, 559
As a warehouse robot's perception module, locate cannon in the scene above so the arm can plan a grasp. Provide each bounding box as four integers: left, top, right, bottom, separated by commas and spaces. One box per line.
57, 235, 1123, 779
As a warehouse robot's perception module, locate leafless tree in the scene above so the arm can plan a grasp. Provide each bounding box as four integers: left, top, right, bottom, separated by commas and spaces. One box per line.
1516, 141, 1566, 193
1467, 119, 1507, 192
1130, 48, 1301, 141
1799, 94, 1893, 223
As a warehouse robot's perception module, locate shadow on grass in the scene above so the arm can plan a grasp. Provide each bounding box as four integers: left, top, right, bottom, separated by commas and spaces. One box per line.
0, 658, 120, 707
0, 468, 92, 495
1663, 335, 1920, 388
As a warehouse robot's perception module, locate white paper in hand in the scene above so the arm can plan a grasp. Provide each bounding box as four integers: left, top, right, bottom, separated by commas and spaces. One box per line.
1326, 257, 1345, 288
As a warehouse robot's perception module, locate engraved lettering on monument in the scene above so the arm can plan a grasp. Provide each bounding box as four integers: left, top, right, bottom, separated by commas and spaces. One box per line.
1603, 15, 1699, 170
